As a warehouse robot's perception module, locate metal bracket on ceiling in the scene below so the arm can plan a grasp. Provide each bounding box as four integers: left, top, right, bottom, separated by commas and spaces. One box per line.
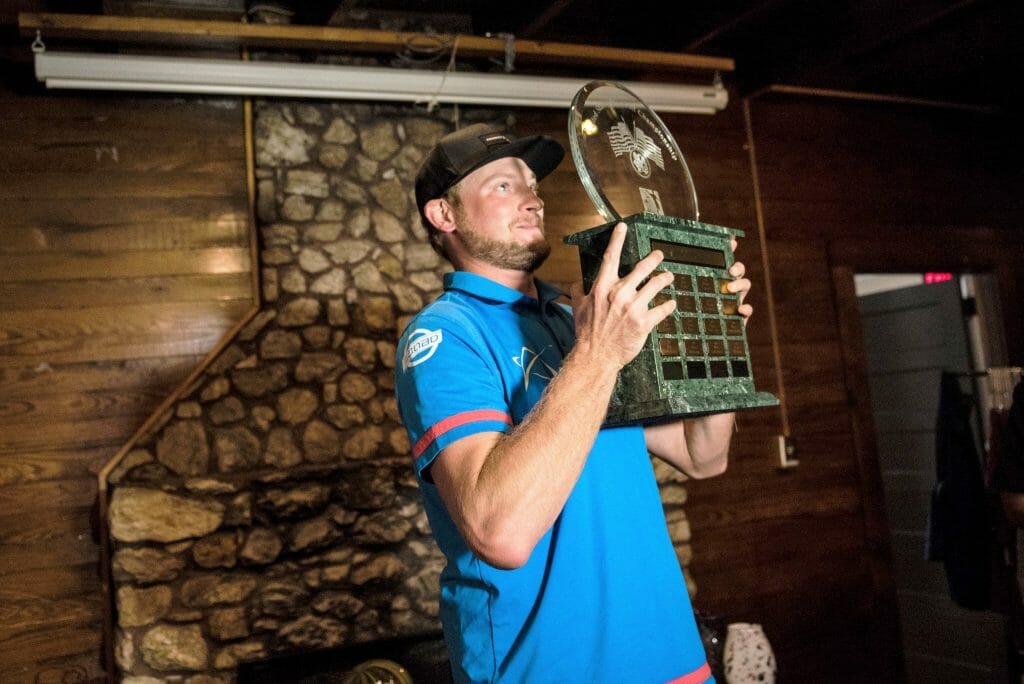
486, 32, 516, 73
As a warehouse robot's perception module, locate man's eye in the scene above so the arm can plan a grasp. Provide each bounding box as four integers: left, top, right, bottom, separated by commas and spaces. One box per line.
497, 182, 509, 191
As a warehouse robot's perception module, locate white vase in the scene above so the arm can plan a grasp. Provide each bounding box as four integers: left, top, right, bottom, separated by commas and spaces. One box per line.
723, 622, 776, 684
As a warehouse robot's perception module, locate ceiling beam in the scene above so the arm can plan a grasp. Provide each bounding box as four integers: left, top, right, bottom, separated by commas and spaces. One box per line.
19, 12, 734, 74
518, 0, 577, 39
685, 0, 787, 52
798, 0, 983, 84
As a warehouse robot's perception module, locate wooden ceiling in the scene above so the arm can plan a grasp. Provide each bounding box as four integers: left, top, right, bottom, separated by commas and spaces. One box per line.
2, 0, 1022, 114
295, 0, 1024, 113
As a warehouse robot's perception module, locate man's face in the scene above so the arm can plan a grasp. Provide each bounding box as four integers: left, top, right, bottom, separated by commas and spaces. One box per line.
449, 156, 550, 272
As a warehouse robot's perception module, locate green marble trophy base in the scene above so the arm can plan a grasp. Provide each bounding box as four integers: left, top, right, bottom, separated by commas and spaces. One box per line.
565, 212, 779, 426
605, 389, 781, 427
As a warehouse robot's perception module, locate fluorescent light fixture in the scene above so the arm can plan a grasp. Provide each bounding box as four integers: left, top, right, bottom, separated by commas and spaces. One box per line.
34, 51, 728, 114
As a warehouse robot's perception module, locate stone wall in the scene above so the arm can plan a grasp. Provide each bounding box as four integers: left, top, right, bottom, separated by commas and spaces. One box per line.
104, 100, 694, 682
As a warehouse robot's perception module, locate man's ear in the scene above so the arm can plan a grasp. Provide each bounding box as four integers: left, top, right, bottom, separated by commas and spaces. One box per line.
423, 198, 457, 234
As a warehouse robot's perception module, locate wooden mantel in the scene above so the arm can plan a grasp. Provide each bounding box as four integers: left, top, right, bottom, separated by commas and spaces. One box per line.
19, 12, 734, 75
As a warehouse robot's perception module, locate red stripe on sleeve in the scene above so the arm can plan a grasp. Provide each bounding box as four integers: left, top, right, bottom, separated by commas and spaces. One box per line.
411, 409, 513, 460
666, 662, 712, 684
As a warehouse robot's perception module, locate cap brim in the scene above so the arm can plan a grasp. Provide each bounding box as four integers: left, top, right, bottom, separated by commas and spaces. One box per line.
453, 134, 565, 192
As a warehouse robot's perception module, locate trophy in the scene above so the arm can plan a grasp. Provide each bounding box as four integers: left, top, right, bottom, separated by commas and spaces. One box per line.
564, 81, 778, 425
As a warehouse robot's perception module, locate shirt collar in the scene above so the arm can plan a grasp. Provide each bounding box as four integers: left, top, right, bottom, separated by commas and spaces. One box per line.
444, 271, 568, 307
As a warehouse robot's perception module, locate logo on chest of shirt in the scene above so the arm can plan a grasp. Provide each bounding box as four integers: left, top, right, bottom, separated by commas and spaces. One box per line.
403, 328, 443, 370
513, 346, 559, 390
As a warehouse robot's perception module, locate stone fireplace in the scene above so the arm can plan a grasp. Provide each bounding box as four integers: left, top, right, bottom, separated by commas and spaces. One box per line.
101, 100, 696, 682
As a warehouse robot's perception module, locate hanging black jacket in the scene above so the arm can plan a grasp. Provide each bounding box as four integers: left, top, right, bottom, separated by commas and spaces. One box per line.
925, 371, 992, 610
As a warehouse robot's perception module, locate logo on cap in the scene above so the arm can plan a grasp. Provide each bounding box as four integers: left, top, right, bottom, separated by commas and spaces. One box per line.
481, 133, 513, 147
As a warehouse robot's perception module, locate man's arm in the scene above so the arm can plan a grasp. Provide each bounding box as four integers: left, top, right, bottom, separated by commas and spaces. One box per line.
643, 413, 734, 479
643, 244, 752, 478
429, 223, 675, 569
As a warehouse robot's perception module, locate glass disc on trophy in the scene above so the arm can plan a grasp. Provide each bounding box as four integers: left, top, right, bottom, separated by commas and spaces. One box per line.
569, 81, 699, 222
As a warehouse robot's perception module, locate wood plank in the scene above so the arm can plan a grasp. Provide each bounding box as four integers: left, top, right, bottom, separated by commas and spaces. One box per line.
0, 619, 103, 670
689, 454, 864, 525
0, 594, 101, 637
48, 323, 252, 370
0, 170, 247, 201
1, 106, 245, 137
0, 75, 249, 684
0, 142, 245, 174
0, 507, 99, 573
0, 247, 251, 281
0, 300, 252, 367
776, 341, 846, 392
0, 414, 161, 453
690, 484, 864, 540
1, 648, 106, 684
763, 198, 1006, 230
0, 356, 198, 396
0, 273, 253, 309
0, 92, 244, 133
18, 12, 735, 72
0, 386, 166, 427
0, 479, 98, 517
0, 563, 104, 600
0, 446, 111, 486
0, 214, 249, 254
690, 513, 870, 617
692, 481, 863, 531
0, 196, 248, 232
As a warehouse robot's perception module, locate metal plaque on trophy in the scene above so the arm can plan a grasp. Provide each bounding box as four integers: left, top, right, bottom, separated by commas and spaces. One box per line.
564, 81, 779, 425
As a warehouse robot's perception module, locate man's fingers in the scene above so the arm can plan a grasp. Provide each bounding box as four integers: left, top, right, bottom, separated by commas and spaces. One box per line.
618, 248, 667, 295
635, 270, 674, 305
595, 223, 628, 287
727, 276, 751, 303
644, 299, 677, 329
738, 303, 753, 326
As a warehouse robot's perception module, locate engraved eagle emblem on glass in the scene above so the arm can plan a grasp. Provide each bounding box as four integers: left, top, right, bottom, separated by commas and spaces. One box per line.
564, 81, 779, 425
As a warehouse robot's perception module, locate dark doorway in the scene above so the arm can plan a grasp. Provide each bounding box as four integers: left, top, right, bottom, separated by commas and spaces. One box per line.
857, 275, 1006, 682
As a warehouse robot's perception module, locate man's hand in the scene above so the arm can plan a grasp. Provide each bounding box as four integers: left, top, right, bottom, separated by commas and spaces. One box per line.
644, 236, 754, 479
728, 236, 753, 325
570, 222, 676, 369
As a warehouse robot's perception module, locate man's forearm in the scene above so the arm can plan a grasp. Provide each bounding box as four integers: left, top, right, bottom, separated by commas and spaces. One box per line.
684, 412, 734, 475
645, 411, 734, 479
459, 344, 619, 565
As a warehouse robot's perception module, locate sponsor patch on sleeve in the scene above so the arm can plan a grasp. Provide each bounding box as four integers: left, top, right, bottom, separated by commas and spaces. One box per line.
402, 328, 444, 370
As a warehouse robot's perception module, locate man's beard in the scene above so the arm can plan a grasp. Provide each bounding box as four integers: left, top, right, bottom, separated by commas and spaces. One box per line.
456, 217, 551, 273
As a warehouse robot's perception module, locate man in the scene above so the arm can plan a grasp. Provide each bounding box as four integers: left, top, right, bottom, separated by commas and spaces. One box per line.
395, 123, 750, 683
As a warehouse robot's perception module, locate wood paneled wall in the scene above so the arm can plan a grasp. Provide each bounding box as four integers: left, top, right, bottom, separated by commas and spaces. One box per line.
1, 82, 1021, 683
689, 95, 1024, 681
516, 94, 1024, 681
0, 87, 254, 683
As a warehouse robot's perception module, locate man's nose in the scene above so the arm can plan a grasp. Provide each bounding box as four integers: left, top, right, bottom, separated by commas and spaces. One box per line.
522, 188, 544, 211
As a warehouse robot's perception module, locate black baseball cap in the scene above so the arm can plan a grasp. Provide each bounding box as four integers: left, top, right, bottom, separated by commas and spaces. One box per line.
415, 123, 565, 220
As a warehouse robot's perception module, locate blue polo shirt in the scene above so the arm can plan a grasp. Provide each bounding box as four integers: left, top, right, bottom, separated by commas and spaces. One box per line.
395, 271, 712, 684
